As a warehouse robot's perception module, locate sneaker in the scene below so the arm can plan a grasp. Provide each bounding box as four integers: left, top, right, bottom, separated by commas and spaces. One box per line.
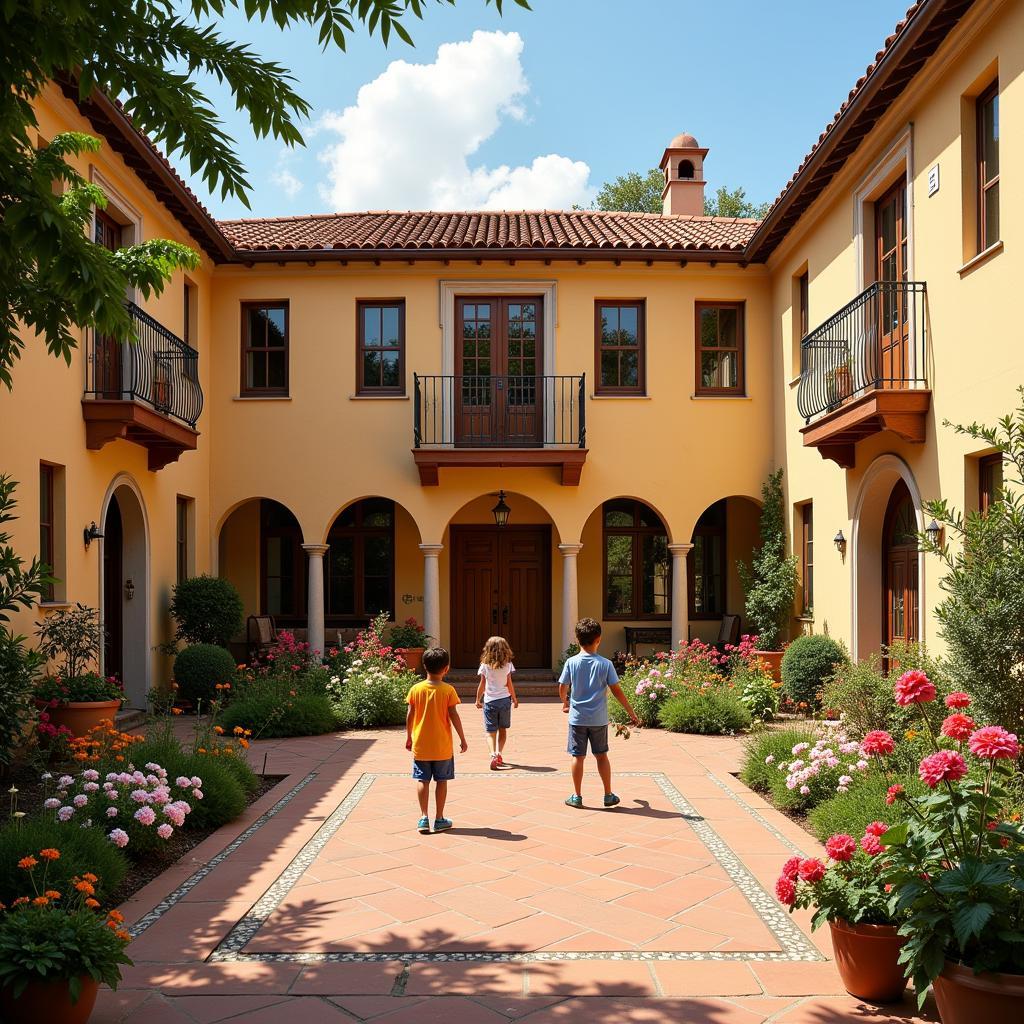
603, 793, 621, 808
416, 816, 430, 833
489, 754, 501, 771
434, 817, 453, 832
565, 794, 583, 809
494, 753, 504, 766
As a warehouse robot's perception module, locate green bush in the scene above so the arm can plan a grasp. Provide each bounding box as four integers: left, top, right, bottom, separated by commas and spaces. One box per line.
173, 643, 237, 706
781, 634, 848, 708
0, 816, 128, 905
740, 728, 817, 792
609, 666, 668, 728
214, 749, 260, 795
808, 774, 923, 842
328, 662, 416, 729
736, 663, 780, 722
221, 691, 341, 738
169, 575, 244, 647
658, 688, 751, 735
0, 632, 42, 767
174, 754, 247, 832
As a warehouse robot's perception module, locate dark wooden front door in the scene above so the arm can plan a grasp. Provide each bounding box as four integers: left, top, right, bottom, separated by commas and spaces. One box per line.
94, 211, 123, 397
883, 480, 918, 651
450, 526, 550, 668
455, 297, 543, 446
874, 180, 909, 387
103, 495, 124, 681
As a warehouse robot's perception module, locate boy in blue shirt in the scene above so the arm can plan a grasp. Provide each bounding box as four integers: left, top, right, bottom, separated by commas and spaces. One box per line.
559, 617, 640, 809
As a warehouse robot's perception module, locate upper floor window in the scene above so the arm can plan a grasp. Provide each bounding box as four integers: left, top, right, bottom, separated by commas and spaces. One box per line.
241, 302, 288, 396
603, 499, 669, 619
357, 301, 405, 394
979, 453, 1003, 515
595, 301, 645, 394
977, 81, 1000, 252
798, 272, 809, 338
696, 302, 744, 396
689, 500, 725, 619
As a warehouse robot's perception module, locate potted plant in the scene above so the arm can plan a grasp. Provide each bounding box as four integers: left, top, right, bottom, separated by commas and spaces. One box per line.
737, 469, 798, 681
0, 852, 133, 1024
871, 674, 1024, 1019
388, 617, 431, 674
34, 605, 122, 735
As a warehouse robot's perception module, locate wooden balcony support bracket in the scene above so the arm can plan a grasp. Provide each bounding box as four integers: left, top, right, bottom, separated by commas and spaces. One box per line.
82, 399, 199, 470
412, 448, 588, 486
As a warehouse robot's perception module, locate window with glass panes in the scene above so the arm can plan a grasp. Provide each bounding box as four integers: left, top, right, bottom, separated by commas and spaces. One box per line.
800, 503, 814, 615
602, 499, 669, 619
595, 301, 645, 394
688, 500, 725, 618
357, 301, 404, 393
696, 302, 744, 395
977, 81, 1000, 253
980, 453, 1003, 516
326, 499, 394, 623
39, 463, 55, 601
241, 302, 288, 395
260, 500, 305, 623
176, 497, 192, 585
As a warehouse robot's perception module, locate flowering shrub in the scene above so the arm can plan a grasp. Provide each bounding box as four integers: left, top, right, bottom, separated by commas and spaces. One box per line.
388, 617, 431, 649
735, 659, 781, 722
330, 661, 417, 728
770, 725, 871, 812
263, 629, 321, 674
869, 672, 1024, 1002
35, 672, 123, 705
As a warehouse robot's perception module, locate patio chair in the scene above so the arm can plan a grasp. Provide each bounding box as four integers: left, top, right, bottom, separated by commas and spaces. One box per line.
247, 614, 277, 661
713, 614, 742, 654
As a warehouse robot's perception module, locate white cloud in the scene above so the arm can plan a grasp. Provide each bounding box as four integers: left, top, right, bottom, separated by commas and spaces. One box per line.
269, 150, 304, 199
316, 30, 593, 211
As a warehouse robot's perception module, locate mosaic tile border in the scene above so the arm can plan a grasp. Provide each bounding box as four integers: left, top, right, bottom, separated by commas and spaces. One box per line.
127, 771, 319, 939
208, 771, 824, 964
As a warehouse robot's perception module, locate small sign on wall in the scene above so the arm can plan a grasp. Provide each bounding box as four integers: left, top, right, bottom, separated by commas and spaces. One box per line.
928, 164, 940, 196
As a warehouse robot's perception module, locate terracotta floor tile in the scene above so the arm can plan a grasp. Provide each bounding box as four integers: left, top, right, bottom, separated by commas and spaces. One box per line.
750, 961, 848, 996
328, 995, 424, 1019
291, 962, 404, 994
404, 962, 526, 995
652, 961, 761, 997
161, 994, 292, 1022
234, 998, 350, 1023
372, 995, 511, 1023
525, 961, 657, 997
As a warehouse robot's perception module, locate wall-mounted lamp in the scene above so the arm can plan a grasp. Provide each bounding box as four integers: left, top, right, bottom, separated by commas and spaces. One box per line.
83, 522, 104, 549
124, 578, 135, 602
491, 490, 511, 529
833, 530, 847, 555
925, 519, 943, 547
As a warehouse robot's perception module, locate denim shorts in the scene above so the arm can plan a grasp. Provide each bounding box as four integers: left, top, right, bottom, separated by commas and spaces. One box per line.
412, 757, 455, 782
483, 696, 512, 732
567, 723, 609, 757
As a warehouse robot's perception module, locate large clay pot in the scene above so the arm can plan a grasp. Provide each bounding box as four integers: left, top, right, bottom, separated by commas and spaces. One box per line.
933, 961, 1024, 1023
755, 650, 783, 684
40, 700, 122, 737
0, 975, 99, 1024
398, 647, 425, 674
828, 919, 907, 1003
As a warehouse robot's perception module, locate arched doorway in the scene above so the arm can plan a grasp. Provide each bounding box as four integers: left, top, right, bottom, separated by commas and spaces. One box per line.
882, 480, 919, 649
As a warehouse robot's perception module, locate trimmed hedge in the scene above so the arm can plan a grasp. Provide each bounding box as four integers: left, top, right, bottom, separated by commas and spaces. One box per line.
658, 689, 751, 735
170, 574, 244, 647
220, 692, 340, 738
781, 634, 848, 707
173, 643, 237, 706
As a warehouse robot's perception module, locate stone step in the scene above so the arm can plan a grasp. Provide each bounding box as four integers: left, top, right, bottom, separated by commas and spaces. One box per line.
116, 708, 147, 734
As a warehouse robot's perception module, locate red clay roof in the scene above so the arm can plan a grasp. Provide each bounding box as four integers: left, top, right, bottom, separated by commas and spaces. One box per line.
218, 209, 758, 259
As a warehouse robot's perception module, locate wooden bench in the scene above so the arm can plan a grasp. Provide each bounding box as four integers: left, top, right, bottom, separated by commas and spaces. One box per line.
623, 626, 673, 660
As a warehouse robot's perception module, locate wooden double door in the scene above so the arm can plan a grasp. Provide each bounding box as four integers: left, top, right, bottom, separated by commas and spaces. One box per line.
874, 180, 910, 387
883, 480, 919, 650
455, 297, 542, 446
450, 526, 550, 669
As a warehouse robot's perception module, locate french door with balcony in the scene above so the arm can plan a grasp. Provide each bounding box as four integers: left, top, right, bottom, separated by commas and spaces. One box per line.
94, 211, 123, 397
455, 297, 543, 446
874, 180, 910, 387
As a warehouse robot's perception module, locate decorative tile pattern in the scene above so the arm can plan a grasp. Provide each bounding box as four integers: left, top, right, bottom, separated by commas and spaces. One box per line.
207, 772, 824, 965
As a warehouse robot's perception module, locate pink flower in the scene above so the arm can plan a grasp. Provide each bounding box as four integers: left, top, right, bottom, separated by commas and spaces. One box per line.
72, 794, 88, 808
175, 776, 192, 788
941, 713, 975, 742
108, 828, 129, 848
780, 856, 802, 881
775, 876, 796, 905
82, 769, 100, 782
106, 806, 118, 818
945, 692, 972, 710
133, 806, 156, 826
918, 749, 968, 788
157, 823, 174, 840
825, 834, 857, 862
43, 798, 60, 810
861, 833, 883, 856
798, 858, 827, 883
864, 821, 889, 838
894, 670, 936, 706
861, 730, 895, 757
885, 784, 904, 806
57, 806, 74, 822
130, 789, 150, 804
192, 789, 204, 800
968, 726, 1021, 761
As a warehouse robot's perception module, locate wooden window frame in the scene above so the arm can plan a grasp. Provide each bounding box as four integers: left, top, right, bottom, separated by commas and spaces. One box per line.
800, 503, 814, 615
176, 496, 191, 586
798, 272, 809, 338
979, 453, 1003, 516
695, 301, 745, 396
259, 500, 305, 626
325, 499, 396, 625
594, 300, 646, 395
602, 499, 670, 621
241, 301, 290, 397
977, 80, 1000, 254
39, 463, 55, 602
688, 500, 727, 620
356, 300, 406, 395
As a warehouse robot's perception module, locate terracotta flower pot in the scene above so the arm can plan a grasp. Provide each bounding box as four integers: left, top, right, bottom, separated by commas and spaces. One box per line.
933, 960, 1024, 1023
828, 919, 907, 1003
398, 647, 425, 674
0, 974, 99, 1024
755, 650, 784, 684
40, 700, 122, 737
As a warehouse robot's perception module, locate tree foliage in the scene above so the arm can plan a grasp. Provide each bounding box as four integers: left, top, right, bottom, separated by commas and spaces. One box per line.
1, 0, 528, 388
921, 387, 1024, 742
703, 185, 770, 219
591, 168, 769, 219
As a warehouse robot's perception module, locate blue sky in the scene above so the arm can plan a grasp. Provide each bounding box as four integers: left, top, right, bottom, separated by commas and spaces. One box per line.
180, 1, 913, 219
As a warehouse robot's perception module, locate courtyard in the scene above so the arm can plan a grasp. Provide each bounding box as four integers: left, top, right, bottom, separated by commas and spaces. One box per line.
93, 703, 936, 1023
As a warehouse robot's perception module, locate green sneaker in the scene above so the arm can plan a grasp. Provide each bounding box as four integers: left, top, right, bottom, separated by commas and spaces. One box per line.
603, 793, 621, 808
416, 816, 430, 833
565, 794, 583, 809
434, 817, 453, 832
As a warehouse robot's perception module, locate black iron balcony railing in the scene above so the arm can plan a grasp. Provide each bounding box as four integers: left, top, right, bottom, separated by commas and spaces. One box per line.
84, 300, 203, 428
797, 281, 927, 423
414, 374, 585, 448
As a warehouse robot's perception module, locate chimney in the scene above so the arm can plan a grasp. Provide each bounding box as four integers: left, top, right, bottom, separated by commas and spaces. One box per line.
660, 133, 709, 216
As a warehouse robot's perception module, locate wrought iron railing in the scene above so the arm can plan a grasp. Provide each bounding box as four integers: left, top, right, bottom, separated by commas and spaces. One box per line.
84, 300, 203, 428
797, 281, 927, 423
414, 374, 585, 448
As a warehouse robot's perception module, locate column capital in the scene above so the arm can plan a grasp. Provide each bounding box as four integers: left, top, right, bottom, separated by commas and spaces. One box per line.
419, 543, 444, 557
558, 542, 584, 556
301, 543, 330, 557
668, 542, 694, 556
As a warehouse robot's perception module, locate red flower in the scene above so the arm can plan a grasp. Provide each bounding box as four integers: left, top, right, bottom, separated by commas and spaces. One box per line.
775, 876, 796, 905
825, 834, 857, 862
945, 692, 972, 709
968, 725, 1021, 760
797, 858, 827, 883
861, 730, 895, 756
780, 856, 802, 881
860, 833, 884, 856
894, 670, 936, 706
940, 713, 975, 742
918, 749, 968, 788
864, 821, 889, 838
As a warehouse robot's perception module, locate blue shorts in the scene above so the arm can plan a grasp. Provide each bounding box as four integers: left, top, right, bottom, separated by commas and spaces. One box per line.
412, 758, 455, 782
567, 724, 609, 757
483, 696, 512, 732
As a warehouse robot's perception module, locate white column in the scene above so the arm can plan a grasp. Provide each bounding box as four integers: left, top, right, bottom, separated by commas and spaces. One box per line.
302, 543, 329, 658
419, 544, 443, 646
558, 543, 583, 653
668, 542, 694, 650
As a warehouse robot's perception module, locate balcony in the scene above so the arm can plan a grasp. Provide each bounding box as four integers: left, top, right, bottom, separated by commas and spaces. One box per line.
797, 281, 930, 468
82, 300, 203, 470
412, 374, 588, 485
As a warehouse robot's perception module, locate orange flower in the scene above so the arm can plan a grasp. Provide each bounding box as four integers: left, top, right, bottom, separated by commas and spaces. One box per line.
171, 708, 183, 716
38, 848, 60, 861
239, 739, 249, 749
85, 897, 100, 909
12, 897, 29, 907
232, 726, 244, 735
83, 872, 98, 883
197, 747, 207, 754
213, 726, 224, 735
32, 896, 49, 906
115, 929, 131, 942
107, 909, 125, 923
18, 856, 37, 871
75, 881, 95, 896
115, 755, 124, 762
73, 752, 88, 761
44, 890, 61, 900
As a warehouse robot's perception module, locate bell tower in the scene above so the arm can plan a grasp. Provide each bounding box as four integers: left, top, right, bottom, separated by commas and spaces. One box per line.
660, 133, 709, 216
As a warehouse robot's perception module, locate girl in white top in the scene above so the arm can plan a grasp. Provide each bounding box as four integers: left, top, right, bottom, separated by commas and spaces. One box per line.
475, 636, 519, 770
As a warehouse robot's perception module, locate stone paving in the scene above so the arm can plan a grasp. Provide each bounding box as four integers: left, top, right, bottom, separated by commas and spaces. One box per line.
93, 703, 938, 1023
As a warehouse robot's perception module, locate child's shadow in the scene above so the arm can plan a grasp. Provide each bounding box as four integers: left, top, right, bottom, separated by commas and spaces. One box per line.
442, 827, 528, 841
615, 799, 702, 822
498, 763, 557, 773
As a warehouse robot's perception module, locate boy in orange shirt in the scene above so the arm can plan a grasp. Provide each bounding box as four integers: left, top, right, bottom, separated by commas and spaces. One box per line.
405, 646, 468, 833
